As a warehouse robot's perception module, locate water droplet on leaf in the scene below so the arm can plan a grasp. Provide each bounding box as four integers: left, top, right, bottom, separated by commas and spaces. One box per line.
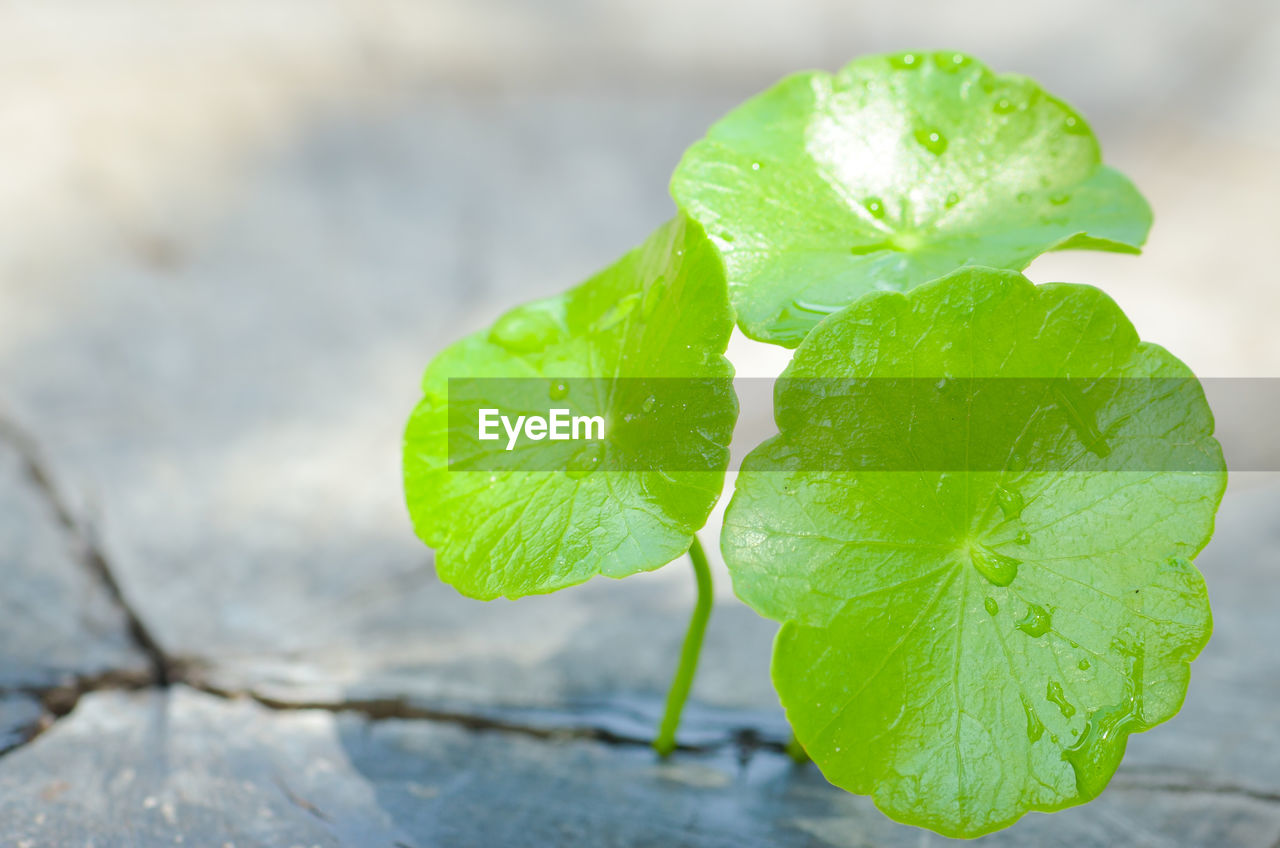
1017, 603, 1052, 637
933, 51, 971, 72
914, 128, 948, 155
1053, 384, 1111, 458
594, 292, 642, 333
548, 380, 569, 400
1046, 680, 1076, 718
996, 486, 1025, 520
566, 442, 605, 479
641, 275, 666, 319
984, 597, 999, 616
1022, 696, 1045, 742
970, 544, 1020, 587
489, 304, 562, 353
1063, 644, 1146, 799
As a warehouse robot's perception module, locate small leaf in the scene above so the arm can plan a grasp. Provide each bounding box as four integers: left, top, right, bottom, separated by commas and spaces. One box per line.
403, 215, 737, 599
671, 51, 1152, 346
721, 267, 1224, 836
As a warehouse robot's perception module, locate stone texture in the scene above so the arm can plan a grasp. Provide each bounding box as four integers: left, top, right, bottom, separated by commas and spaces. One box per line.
0, 696, 44, 756
0, 428, 148, 749
2, 686, 1278, 848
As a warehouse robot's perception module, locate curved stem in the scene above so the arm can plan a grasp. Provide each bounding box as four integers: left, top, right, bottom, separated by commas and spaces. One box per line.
653, 535, 713, 757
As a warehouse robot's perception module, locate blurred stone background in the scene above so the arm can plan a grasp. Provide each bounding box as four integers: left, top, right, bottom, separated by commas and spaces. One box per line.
0, 2, 1277, 846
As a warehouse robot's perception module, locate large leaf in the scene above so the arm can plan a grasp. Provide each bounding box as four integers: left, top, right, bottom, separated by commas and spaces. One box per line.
721, 268, 1224, 836
403, 215, 737, 599
671, 51, 1152, 347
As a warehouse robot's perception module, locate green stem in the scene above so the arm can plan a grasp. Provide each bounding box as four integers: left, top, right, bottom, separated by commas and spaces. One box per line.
785, 733, 810, 764
653, 535, 713, 757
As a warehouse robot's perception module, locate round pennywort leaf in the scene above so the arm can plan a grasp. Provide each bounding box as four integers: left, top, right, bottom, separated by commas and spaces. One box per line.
672, 51, 1153, 346
404, 215, 737, 599
722, 267, 1223, 836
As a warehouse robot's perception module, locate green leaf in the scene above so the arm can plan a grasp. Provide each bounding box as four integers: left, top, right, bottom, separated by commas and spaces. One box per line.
671, 51, 1153, 347
403, 215, 737, 599
722, 267, 1224, 837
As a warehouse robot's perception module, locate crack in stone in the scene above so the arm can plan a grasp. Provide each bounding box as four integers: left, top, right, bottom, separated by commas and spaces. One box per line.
1112, 772, 1280, 806
0, 414, 173, 687
187, 678, 785, 757
1, 421, 1272, 806
0, 668, 157, 757
0, 412, 793, 765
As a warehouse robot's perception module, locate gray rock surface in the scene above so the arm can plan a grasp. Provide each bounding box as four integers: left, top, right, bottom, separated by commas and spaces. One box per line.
0, 424, 149, 751
0, 695, 44, 756
2, 684, 1278, 848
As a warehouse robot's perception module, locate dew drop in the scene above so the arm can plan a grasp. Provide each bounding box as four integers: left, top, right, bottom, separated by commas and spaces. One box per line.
863, 197, 887, 219
970, 544, 1020, 587
1062, 643, 1146, 799
641, 395, 657, 414
1166, 555, 1191, 570
1015, 530, 1032, 546
1050, 191, 1071, 205
888, 51, 921, 70
944, 192, 960, 208
1046, 680, 1076, 718
1078, 659, 1091, 671
1021, 695, 1045, 742
641, 275, 667, 319
548, 380, 569, 400
1017, 603, 1051, 638
993, 96, 1017, 114
1053, 384, 1111, 458
565, 442, 605, 479
984, 597, 999, 616
1063, 113, 1088, 134
594, 292, 642, 333
996, 485, 1025, 520
751, 161, 762, 171
913, 128, 948, 155
489, 304, 562, 353
933, 51, 971, 72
